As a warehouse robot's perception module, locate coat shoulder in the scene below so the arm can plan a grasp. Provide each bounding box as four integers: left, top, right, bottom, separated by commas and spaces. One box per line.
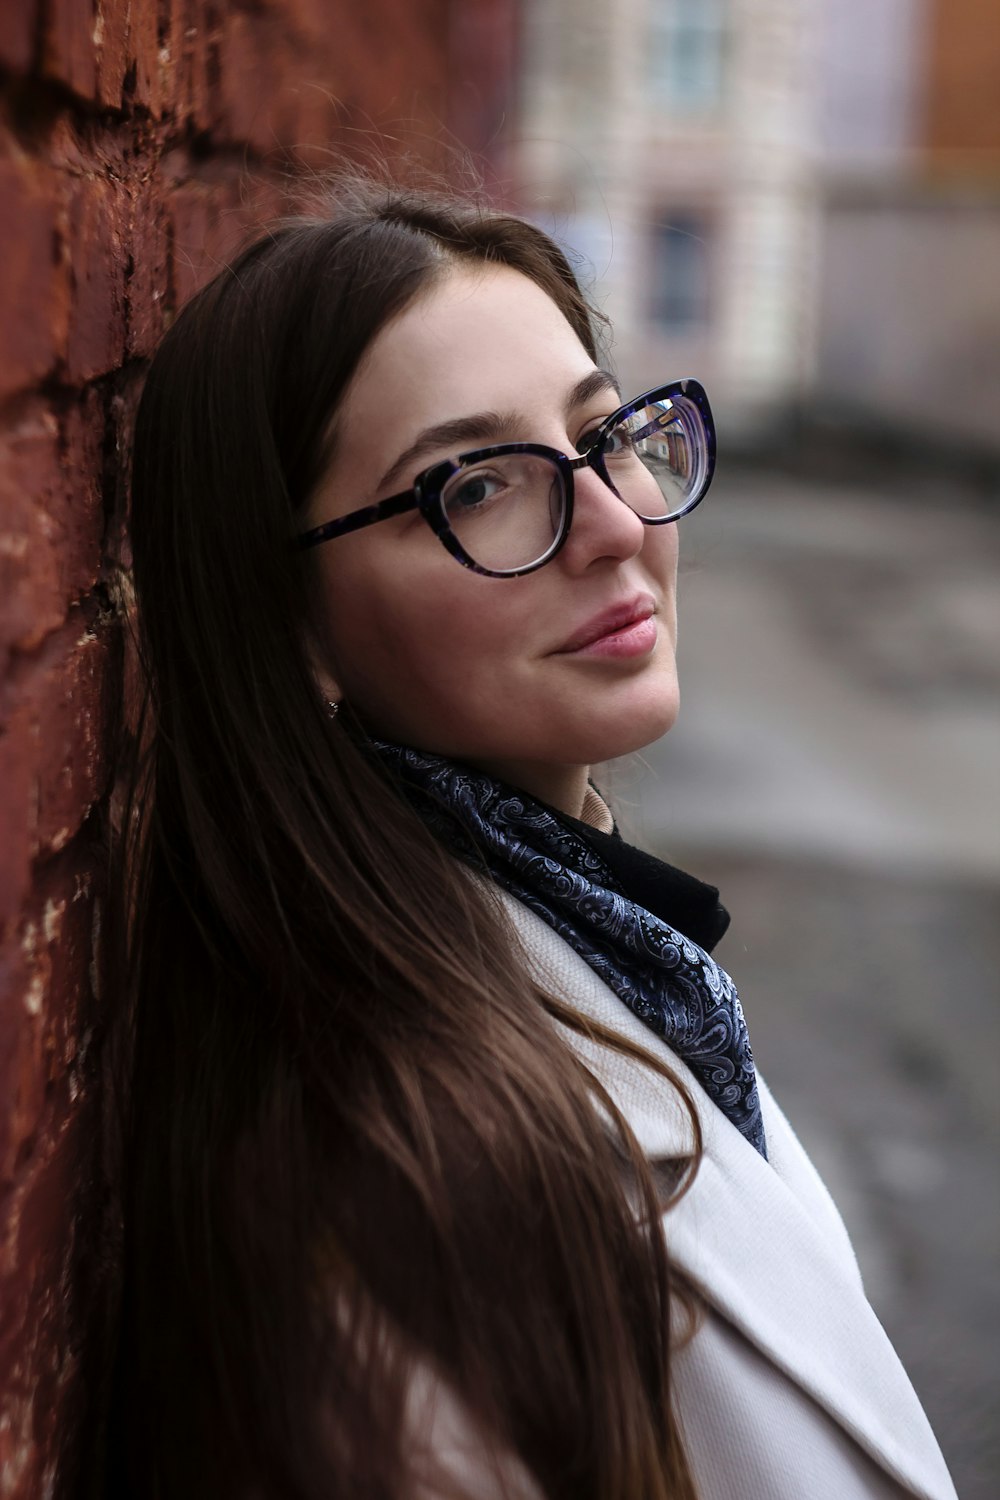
497, 888, 958, 1500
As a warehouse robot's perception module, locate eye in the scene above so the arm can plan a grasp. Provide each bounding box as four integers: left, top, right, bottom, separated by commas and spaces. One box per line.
443, 469, 507, 515
601, 421, 636, 461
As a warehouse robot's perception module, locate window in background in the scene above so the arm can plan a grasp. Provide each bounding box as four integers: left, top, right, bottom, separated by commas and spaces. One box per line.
648, 0, 729, 112
649, 212, 712, 332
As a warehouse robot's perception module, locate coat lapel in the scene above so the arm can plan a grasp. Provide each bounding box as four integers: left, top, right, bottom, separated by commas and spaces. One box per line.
501, 893, 957, 1500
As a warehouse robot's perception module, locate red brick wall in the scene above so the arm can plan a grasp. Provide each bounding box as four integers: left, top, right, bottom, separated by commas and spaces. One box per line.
0, 3, 516, 1492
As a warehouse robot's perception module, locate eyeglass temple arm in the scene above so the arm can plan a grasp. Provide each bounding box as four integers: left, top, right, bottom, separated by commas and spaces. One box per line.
297, 490, 419, 549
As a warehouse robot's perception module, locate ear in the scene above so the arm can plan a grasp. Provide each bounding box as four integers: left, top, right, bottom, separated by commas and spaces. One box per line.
304, 630, 342, 706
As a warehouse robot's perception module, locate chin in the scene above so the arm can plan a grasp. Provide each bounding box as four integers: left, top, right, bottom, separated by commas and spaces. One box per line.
580, 681, 681, 765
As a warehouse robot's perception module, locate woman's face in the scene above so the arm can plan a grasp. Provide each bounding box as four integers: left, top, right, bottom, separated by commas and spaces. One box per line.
307, 263, 681, 815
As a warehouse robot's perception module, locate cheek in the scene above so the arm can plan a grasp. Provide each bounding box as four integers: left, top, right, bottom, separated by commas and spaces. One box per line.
315, 550, 514, 738
643, 523, 680, 624
660, 518, 681, 576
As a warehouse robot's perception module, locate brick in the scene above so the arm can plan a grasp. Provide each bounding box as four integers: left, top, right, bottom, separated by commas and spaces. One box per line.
0, 1108, 86, 1497
0, 393, 105, 660
279, 88, 346, 171
92, 0, 162, 111
169, 177, 253, 310
343, 0, 449, 117
0, 767, 34, 942
0, 405, 65, 659
447, 0, 519, 165
0, 154, 69, 403
57, 385, 107, 579
94, 0, 131, 109
1, 1112, 79, 1313
0, 716, 33, 948
39, 0, 99, 103
0, 847, 101, 1188
37, 628, 116, 859
0, 940, 44, 1192
127, 0, 162, 111
103, 369, 145, 565
217, 9, 294, 151
0, 0, 36, 74
279, 9, 383, 138
209, 1, 448, 157
63, 173, 128, 384
166, 179, 213, 311
280, 0, 336, 45
179, 0, 225, 136
125, 185, 170, 358
0, 623, 116, 937
152, 0, 190, 120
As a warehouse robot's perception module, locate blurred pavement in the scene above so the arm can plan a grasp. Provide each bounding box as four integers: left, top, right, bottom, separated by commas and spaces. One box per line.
612, 466, 1000, 1499
638, 468, 1000, 878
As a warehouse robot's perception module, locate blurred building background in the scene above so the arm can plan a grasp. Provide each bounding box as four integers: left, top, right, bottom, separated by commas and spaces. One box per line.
513, 4, 1000, 1497
518, 0, 821, 434
515, 0, 1000, 458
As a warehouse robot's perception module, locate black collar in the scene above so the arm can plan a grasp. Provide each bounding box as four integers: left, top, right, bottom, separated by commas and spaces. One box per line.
555, 811, 730, 954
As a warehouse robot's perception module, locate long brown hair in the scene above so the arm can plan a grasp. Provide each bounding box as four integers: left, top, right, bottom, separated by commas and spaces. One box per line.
107, 176, 701, 1499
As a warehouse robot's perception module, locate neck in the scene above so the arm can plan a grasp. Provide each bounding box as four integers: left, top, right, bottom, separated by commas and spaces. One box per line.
466, 758, 593, 822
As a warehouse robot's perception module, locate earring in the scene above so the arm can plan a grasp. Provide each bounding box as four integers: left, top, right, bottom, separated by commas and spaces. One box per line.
326, 698, 341, 719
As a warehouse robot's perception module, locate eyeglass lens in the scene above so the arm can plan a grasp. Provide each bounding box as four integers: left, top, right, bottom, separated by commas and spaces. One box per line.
440, 453, 567, 574
437, 392, 709, 573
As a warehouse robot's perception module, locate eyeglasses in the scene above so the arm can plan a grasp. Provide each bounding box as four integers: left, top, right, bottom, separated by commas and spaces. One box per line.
296, 378, 716, 578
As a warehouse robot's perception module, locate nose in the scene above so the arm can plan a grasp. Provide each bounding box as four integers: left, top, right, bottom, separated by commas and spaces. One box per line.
560, 451, 647, 571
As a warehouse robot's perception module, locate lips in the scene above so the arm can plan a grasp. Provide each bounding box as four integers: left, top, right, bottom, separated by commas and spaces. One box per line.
556, 595, 656, 654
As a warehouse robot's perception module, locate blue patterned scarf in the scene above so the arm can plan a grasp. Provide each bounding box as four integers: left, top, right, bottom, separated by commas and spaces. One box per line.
375, 744, 767, 1159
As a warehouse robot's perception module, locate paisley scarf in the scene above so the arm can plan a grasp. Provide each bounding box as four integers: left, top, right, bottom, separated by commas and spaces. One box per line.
375, 744, 767, 1159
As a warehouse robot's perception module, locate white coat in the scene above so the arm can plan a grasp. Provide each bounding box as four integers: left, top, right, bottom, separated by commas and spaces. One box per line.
499, 890, 960, 1500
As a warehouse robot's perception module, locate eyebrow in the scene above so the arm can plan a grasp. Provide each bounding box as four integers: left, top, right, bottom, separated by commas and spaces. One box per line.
373, 367, 622, 495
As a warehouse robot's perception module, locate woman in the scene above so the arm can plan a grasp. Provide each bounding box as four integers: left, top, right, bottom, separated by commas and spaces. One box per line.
109, 179, 957, 1499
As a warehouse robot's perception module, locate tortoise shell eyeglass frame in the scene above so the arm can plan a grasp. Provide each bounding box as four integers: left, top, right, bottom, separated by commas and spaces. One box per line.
295, 378, 717, 579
